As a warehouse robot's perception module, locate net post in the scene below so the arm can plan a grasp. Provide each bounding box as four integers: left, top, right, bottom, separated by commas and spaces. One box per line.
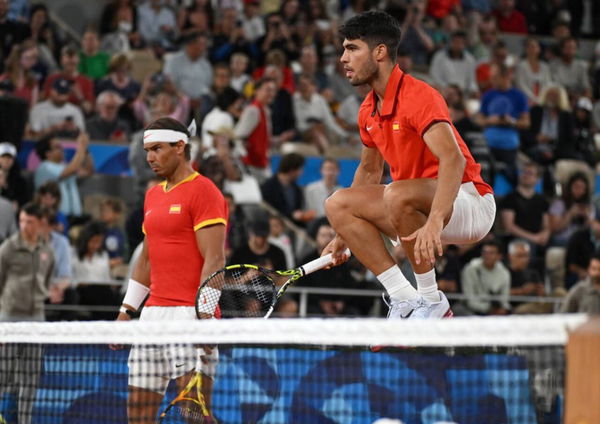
565, 316, 600, 424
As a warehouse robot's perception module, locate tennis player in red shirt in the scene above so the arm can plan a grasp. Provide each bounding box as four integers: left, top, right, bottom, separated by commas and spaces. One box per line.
324, 11, 495, 319
113, 117, 227, 422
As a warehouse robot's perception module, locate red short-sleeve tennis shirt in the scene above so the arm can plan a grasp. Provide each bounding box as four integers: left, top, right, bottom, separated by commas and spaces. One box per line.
143, 172, 228, 306
358, 66, 493, 196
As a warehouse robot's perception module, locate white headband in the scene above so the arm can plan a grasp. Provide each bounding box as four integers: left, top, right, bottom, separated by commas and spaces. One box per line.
143, 120, 197, 145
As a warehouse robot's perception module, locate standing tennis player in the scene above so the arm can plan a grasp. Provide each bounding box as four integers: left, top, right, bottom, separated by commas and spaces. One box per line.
113, 117, 227, 422
324, 11, 495, 319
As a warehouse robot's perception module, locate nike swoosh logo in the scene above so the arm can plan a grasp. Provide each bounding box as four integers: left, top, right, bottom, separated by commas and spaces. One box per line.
400, 309, 414, 319
175, 363, 185, 368
366, 125, 373, 131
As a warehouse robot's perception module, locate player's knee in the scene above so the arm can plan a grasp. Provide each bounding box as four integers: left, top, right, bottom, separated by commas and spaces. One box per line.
324, 189, 348, 219
383, 185, 415, 217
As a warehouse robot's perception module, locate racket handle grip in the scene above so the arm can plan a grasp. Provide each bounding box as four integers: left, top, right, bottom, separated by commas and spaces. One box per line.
301, 248, 351, 276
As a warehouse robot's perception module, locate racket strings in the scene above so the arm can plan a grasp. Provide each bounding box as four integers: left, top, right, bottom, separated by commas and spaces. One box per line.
213, 267, 277, 318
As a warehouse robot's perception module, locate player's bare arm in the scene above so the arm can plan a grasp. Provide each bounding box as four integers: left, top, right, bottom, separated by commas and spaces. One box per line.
401, 122, 465, 265
117, 238, 151, 321
196, 224, 227, 286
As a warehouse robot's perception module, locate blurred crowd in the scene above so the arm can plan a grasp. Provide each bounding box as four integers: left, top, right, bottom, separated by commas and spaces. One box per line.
2, 0, 600, 320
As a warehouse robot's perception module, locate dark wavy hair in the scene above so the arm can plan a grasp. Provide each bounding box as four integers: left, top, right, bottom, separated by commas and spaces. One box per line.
76, 220, 107, 261
338, 11, 402, 61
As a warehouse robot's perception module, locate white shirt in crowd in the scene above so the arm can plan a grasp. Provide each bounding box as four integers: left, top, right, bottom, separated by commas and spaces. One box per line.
293, 92, 347, 138
29, 101, 86, 133
163, 51, 213, 99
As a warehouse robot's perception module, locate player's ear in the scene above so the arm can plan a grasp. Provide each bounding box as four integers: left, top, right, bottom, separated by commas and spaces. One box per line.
374, 44, 387, 61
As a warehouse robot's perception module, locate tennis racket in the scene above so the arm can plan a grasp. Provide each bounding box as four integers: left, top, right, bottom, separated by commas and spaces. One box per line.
196, 249, 351, 319
158, 371, 214, 423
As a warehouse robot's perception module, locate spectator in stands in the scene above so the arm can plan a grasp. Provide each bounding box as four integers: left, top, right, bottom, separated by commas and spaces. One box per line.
234, 77, 277, 182
429, 31, 477, 95
296, 218, 360, 316
44, 44, 95, 115
95, 53, 141, 103
561, 253, 600, 313
328, 56, 356, 106
86, 90, 130, 142
176, 0, 213, 37
27, 4, 61, 72
469, 15, 498, 62
39, 207, 72, 307
0, 0, 30, 71
549, 172, 593, 247
78, 28, 110, 81
0, 202, 52, 424
524, 84, 572, 165
263, 64, 297, 144
507, 239, 548, 313
515, 37, 553, 105
295, 45, 330, 93
501, 162, 551, 261
550, 37, 591, 99
8, 0, 28, 23
198, 131, 243, 192
461, 240, 511, 315
476, 63, 530, 186
0, 167, 16, 243
426, 0, 463, 21
230, 52, 251, 94
443, 84, 480, 135
336, 83, 370, 152
28, 77, 86, 139
0, 72, 28, 147
133, 73, 190, 127
492, 0, 527, 34
125, 177, 161, 259
273, 295, 298, 317
99, 0, 138, 37
268, 214, 294, 269
34, 131, 93, 218
137, 0, 177, 51
100, 197, 125, 270
262, 153, 314, 226
0, 141, 29, 208
399, 0, 435, 66
229, 212, 287, 270
565, 211, 600, 289
475, 40, 515, 95
210, 7, 256, 64
0, 39, 40, 107
434, 244, 463, 312
565, 97, 597, 167
223, 191, 248, 259
257, 12, 300, 64
201, 87, 244, 156
305, 157, 341, 220
293, 74, 348, 153
163, 31, 213, 107
240, 0, 264, 42
34, 181, 68, 235
71, 220, 117, 320
197, 62, 233, 123
100, 1, 142, 54
0, 202, 54, 322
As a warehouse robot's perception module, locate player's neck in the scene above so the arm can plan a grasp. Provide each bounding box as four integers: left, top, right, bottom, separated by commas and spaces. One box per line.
165, 163, 196, 190
371, 62, 396, 107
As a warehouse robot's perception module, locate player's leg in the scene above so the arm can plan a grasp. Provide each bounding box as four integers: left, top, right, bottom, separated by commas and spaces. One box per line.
383, 179, 449, 300
128, 386, 164, 423
325, 184, 420, 316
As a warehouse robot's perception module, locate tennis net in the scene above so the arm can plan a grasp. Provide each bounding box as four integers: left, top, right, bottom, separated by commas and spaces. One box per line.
0, 314, 585, 424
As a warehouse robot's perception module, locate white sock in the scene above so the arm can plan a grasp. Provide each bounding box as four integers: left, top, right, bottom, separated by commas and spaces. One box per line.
414, 269, 440, 303
377, 266, 418, 301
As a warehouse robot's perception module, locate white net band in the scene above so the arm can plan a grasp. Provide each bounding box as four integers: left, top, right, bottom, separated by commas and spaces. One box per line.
0, 314, 586, 346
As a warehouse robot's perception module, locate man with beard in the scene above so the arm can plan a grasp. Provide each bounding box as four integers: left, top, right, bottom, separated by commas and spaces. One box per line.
323, 11, 495, 320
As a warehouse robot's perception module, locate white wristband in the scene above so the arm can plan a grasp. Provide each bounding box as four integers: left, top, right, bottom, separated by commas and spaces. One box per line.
123, 279, 150, 311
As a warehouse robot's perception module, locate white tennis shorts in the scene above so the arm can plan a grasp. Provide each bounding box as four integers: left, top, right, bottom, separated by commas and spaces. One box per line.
392, 182, 496, 246
128, 306, 219, 393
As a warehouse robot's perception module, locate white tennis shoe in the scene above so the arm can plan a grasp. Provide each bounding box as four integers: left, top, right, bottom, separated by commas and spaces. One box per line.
409, 291, 453, 319
384, 291, 453, 319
